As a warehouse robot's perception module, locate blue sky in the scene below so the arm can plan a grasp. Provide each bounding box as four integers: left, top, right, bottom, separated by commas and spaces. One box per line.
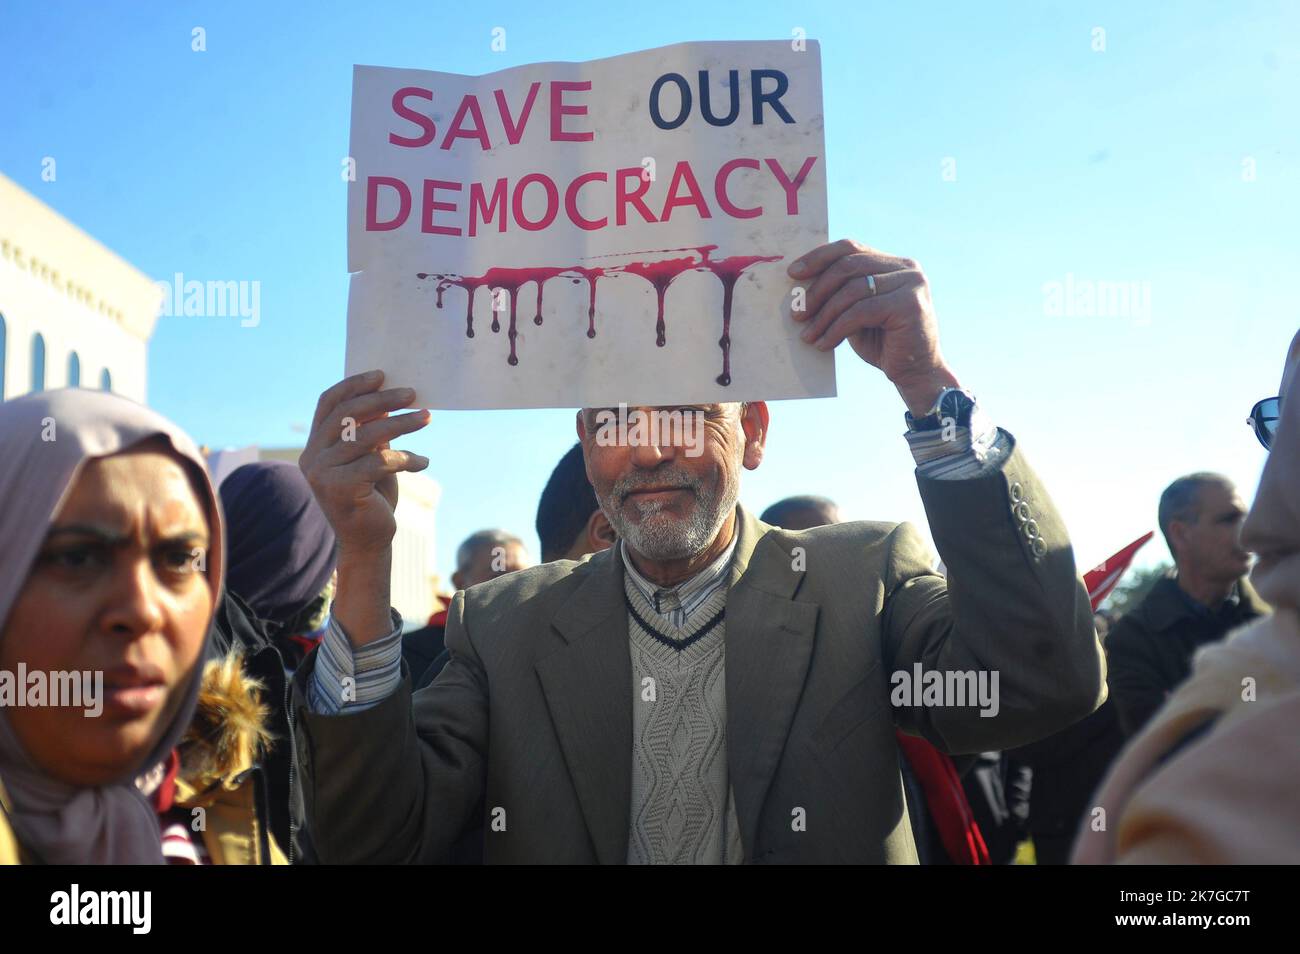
3, 1, 1296, 587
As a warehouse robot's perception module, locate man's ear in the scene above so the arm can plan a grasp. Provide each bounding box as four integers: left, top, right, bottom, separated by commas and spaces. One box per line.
451, 570, 465, 592
576, 409, 587, 442
587, 508, 616, 553
741, 401, 769, 470
1168, 520, 1191, 562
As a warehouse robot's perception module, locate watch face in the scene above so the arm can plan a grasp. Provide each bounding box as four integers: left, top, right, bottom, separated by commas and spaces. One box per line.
906, 388, 976, 431
940, 389, 974, 425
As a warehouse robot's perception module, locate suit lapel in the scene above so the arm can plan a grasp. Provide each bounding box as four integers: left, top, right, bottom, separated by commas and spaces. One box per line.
724, 506, 820, 856
535, 550, 632, 864
533, 504, 819, 864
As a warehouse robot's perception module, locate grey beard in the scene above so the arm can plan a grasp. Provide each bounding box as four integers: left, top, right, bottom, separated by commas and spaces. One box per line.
606, 467, 739, 561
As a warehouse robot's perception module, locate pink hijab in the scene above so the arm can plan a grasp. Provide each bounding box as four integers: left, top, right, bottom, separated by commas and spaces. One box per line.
0, 388, 224, 864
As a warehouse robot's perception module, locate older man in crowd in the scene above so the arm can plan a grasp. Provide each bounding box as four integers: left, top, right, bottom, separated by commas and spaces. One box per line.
1106, 473, 1265, 737
292, 239, 1106, 864
401, 529, 533, 691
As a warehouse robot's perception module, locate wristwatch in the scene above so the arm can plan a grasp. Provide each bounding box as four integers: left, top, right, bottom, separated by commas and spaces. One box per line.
905, 387, 977, 432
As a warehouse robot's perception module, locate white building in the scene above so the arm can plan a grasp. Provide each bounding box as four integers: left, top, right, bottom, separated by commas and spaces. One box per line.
1, 174, 446, 627
0, 172, 158, 401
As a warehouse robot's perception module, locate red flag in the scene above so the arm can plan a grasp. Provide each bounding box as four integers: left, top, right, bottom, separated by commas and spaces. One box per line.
895, 731, 990, 865
1083, 532, 1154, 610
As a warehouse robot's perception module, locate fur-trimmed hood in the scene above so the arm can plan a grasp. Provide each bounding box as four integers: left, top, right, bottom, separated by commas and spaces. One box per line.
178, 652, 273, 796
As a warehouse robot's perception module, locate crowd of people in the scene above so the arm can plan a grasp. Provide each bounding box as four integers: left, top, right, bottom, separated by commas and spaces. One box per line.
0, 239, 1294, 864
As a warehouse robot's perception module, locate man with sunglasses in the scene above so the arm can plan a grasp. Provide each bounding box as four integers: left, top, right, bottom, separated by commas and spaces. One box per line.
1076, 335, 1298, 864
1248, 396, 1281, 450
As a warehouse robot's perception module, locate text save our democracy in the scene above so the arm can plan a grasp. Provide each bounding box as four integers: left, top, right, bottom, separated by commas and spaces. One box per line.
363, 73, 820, 236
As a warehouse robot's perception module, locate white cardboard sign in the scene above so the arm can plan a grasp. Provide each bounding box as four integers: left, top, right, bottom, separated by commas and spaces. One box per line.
345, 40, 832, 409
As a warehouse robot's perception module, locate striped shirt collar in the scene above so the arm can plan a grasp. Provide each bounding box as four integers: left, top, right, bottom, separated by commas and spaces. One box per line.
619, 524, 738, 626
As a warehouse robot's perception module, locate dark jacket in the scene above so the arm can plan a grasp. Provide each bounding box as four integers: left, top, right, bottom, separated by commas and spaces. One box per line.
209, 589, 314, 863
295, 439, 1106, 864
960, 752, 1030, 864
1106, 576, 1266, 737
401, 623, 447, 692
1007, 698, 1126, 862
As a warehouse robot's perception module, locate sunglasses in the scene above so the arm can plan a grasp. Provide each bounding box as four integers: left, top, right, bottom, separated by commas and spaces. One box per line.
1247, 397, 1280, 450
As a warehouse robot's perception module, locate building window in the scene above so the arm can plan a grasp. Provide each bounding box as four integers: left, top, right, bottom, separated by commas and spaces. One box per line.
100, 367, 112, 392
68, 351, 81, 388
31, 333, 46, 392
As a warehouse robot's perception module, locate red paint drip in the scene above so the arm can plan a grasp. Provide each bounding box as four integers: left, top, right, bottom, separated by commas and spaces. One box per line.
417, 245, 781, 385
567, 267, 606, 339
694, 247, 783, 386
527, 267, 569, 326
618, 252, 702, 347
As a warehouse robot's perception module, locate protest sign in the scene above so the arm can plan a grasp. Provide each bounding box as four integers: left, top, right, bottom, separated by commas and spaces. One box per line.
345, 40, 831, 409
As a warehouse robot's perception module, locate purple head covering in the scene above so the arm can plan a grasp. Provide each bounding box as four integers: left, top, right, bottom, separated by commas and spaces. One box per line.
0, 388, 223, 864
218, 460, 337, 628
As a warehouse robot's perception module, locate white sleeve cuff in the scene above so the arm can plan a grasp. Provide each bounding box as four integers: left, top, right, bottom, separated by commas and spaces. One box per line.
906, 405, 1009, 479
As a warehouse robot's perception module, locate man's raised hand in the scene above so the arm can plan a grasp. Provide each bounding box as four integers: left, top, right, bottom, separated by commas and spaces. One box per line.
298, 370, 430, 647
788, 240, 959, 416
300, 369, 430, 555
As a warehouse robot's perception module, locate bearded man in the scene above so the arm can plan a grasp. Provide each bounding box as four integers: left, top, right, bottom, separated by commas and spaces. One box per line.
292, 240, 1105, 864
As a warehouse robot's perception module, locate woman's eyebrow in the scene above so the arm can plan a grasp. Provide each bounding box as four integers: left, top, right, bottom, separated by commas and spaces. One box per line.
45, 525, 209, 546
45, 524, 127, 543
154, 530, 210, 546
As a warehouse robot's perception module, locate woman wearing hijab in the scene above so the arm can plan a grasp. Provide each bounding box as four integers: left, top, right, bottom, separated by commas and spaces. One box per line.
1074, 330, 1300, 864
219, 460, 337, 671
209, 460, 337, 863
0, 389, 282, 864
